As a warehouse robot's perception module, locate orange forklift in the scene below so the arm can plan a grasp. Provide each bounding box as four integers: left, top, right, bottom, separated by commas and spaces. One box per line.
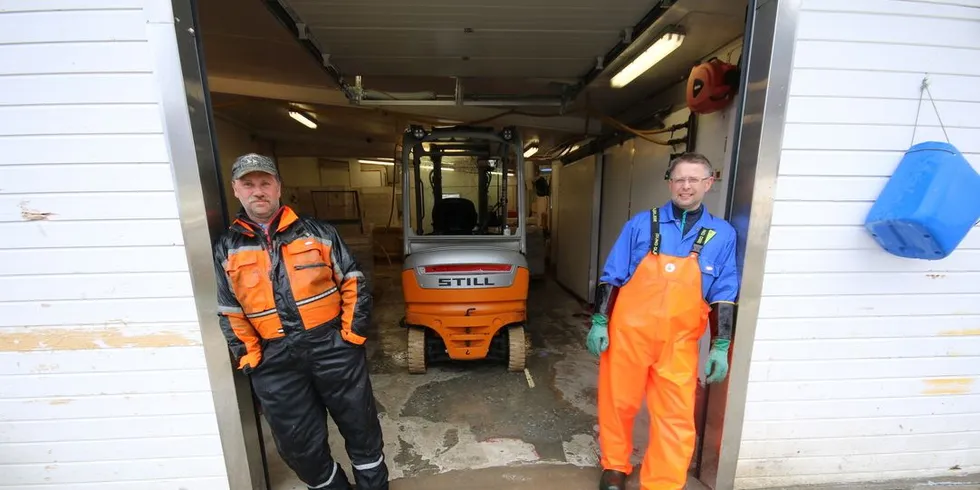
398, 124, 530, 374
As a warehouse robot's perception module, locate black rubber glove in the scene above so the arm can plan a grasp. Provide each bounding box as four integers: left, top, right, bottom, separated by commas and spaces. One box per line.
709, 302, 735, 341
594, 282, 619, 318
706, 302, 735, 384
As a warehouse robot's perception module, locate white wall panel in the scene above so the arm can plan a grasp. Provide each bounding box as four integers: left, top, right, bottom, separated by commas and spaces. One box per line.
2, 436, 223, 464
0, 9, 146, 44
744, 394, 980, 421
0, 298, 200, 327
0, 2, 228, 488
0, 104, 164, 135
0, 272, 194, 301
0, 74, 158, 106
794, 41, 980, 75
0, 392, 219, 421
0, 221, 186, 249
753, 315, 980, 341
629, 109, 690, 214
0, 413, 219, 444
0, 192, 180, 222
779, 150, 980, 176
554, 156, 596, 300
764, 249, 980, 273
0, 246, 192, 275
0, 164, 176, 193
737, 1, 980, 487
0, 134, 171, 165
0, 42, 153, 75
597, 142, 634, 271
743, 413, 980, 440
0, 346, 209, 376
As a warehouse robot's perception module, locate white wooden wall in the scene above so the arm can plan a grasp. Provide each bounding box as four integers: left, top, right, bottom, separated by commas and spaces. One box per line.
0, 1, 229, 488
738, 0, 980, 487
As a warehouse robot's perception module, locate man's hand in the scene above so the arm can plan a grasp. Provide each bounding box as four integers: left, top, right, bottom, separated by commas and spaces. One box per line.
704, 338, 730, 384
586, 313, 610, 357
238, 351, 262, 374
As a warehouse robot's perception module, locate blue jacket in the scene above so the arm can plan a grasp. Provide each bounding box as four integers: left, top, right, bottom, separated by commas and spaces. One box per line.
599, 202, 740, 305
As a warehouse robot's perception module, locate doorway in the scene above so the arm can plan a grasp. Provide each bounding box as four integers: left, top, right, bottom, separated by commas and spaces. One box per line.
163, 0, 794, 488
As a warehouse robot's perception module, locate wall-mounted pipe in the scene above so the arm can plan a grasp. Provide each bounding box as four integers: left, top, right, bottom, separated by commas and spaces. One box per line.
559, 112, 684, 165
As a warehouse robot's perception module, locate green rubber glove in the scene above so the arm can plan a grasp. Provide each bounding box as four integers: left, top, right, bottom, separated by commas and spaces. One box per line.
586, 314, 609, 357
705, 338, 731, 384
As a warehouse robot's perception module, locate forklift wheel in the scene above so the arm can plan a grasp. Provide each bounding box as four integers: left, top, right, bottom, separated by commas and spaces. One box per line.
407, 327, 427, 374
507, 325, 526, 372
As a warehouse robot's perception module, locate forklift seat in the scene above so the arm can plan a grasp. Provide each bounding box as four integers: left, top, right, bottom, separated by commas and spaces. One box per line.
431, 197, 478, 235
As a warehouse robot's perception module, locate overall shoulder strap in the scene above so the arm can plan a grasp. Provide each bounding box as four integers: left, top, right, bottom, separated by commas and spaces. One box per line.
691, 227, 714, 256
650, 208, 661, 255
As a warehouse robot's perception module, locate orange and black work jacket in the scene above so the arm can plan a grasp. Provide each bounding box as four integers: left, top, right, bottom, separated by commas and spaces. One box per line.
213, 206, 371, 371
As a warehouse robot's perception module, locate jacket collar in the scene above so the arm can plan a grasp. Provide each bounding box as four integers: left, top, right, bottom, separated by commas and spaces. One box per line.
231, 205, 300, 238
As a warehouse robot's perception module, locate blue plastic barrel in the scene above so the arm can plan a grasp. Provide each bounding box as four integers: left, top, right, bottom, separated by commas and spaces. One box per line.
864, 141, 980, 260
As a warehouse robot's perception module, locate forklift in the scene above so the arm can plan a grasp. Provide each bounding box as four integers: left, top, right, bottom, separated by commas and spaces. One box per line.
398, 124, 530, 374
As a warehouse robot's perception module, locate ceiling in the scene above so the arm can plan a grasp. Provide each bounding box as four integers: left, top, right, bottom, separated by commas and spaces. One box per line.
195, 0, 747, 162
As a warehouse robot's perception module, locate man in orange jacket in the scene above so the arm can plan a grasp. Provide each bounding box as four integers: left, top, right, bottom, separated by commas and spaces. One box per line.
587, 153, 740, 490
213, 154, 388, 490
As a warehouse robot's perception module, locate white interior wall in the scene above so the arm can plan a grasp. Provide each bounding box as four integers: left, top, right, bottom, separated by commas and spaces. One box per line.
628, 109, 695, 214
554, 156, 597, 301
598, 141, 635, 270
737, 1, 980, 487
0, 2, 228, 488
549, 161, 562, 266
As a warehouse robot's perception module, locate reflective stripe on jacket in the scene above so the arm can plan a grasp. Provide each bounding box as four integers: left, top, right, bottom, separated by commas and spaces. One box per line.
213, 206, 371, 368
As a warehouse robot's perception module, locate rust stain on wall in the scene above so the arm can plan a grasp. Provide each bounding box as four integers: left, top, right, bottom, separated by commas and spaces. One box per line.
938, 328, 980, 337
19, 200, 56, 221
0, 327, 200, 352
922, 377, 975, 395
48, 399, 74, 406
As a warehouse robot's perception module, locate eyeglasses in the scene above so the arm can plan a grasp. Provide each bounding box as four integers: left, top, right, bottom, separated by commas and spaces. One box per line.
669, 176, 711, 185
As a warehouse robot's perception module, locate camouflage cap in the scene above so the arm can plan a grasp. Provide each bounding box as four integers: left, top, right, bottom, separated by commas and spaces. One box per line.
231, 153, 279, 180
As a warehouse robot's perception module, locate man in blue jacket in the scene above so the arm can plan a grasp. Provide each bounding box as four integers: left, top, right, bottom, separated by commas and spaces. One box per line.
587, 152, 740, 490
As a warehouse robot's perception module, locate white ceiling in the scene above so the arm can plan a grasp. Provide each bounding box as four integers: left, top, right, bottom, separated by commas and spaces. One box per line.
196, 0, 747, 161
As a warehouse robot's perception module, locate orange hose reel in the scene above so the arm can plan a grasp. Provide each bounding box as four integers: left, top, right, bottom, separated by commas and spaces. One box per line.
685, 57, 740, 114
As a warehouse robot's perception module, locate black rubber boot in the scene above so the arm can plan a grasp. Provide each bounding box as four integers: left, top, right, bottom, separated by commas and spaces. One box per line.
599, 469, 628, 490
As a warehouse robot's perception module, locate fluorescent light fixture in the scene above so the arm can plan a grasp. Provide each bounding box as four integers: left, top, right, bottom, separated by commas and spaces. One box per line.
289, 109, 317, 129
524, 142, 539, 159
358, 159, 394, 166
358, 159, 453, 172
610, 31, 685, 88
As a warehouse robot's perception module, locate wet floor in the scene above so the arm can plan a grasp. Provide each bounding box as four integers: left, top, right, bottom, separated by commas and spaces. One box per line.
266, 262, 609, 488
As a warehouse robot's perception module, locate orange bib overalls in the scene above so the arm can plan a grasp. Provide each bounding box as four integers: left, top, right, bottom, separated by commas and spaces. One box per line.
598, 208, 712, 490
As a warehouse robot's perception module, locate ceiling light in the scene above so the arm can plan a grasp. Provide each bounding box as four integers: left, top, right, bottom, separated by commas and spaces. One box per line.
524, 142, 539, 159
289, 110, 317, 129
610, 31, 685, 89
358, 159, 453, 172
358, 159, 393, 166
